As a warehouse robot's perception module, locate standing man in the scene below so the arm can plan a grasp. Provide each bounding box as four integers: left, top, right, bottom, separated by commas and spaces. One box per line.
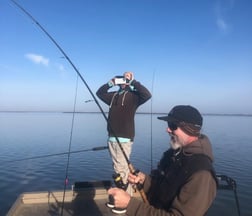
108, 105, 217, 216
96, 71, 151, 213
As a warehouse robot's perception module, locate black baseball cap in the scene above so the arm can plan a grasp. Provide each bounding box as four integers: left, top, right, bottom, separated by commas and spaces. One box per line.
158, 105, 203, 128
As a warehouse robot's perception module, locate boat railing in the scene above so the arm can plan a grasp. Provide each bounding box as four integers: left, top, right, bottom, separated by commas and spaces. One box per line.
216, 174, 241, 216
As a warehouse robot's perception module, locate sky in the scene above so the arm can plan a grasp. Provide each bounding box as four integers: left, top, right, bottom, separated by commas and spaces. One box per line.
1, 0, 252, 114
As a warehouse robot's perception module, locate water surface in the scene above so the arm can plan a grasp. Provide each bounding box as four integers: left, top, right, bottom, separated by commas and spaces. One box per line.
0, 112, 251, 215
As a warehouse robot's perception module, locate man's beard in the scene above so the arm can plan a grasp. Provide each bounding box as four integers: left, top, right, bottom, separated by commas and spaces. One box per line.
169, 134, 183, 150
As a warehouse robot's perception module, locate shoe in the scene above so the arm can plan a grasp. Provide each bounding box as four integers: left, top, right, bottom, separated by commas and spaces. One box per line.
112, 207, 126, 214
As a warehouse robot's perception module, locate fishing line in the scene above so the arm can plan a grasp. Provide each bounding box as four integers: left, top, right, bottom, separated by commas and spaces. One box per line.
2, 146, 108, 163
150, 69, 156, 170
60, 74, 78, 216
10, 0, 149, 204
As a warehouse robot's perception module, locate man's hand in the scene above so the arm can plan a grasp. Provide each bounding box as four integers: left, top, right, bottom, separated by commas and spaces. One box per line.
128, 172, 146, 185
107, 78, 116, 87
124, 71, 134, 84
108, 187, 131, 208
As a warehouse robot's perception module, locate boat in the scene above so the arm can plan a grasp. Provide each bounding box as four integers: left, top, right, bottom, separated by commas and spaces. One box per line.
7, 175, 240, 216
6, 180, 143, 216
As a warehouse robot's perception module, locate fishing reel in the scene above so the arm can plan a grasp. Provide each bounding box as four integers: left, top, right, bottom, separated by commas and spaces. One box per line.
112, 173, 128, 191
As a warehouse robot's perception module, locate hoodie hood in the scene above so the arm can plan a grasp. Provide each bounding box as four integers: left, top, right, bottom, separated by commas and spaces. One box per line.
182, 134, 214, 161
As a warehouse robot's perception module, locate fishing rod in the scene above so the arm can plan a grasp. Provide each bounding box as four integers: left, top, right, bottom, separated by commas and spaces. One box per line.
3, 146, 108, 163
10, 0, 149, 204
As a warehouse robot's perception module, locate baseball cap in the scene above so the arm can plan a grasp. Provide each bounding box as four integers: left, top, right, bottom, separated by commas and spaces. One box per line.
158, 105, 203, 136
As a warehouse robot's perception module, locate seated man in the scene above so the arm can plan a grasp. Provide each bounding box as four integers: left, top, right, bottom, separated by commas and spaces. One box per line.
108, 105, 217, 216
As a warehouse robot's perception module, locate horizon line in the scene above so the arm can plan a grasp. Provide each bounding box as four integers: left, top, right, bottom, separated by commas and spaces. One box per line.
0, 110, 252, 117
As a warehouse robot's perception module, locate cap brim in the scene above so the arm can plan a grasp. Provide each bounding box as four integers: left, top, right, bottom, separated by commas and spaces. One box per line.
157, 115, 179, 122
157, 116, 169, 121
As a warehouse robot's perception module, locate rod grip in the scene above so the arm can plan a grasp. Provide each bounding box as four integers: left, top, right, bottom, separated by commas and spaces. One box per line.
128, 163, 149, 204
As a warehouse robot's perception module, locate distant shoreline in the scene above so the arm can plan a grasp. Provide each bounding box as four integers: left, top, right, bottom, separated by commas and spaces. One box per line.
1, 110, 252, 117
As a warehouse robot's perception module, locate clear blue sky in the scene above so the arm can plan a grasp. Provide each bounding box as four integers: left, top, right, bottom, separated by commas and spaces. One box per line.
1, 0, 252, 114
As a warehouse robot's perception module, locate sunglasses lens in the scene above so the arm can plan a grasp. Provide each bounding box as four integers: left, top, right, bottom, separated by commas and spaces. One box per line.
168, 122, 178, 131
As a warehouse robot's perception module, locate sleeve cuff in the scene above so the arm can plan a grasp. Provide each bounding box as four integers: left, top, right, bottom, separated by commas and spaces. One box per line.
108, 80, 114, 87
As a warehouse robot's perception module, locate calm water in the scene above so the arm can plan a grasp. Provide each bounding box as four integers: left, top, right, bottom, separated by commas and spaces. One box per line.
0, 112, 252, 215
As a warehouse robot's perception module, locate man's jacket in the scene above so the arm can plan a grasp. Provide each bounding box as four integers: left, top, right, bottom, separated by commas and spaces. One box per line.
127, 134, 217, 216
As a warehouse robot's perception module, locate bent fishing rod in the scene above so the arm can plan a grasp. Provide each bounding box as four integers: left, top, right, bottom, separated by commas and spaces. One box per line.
11, 0, 148, 204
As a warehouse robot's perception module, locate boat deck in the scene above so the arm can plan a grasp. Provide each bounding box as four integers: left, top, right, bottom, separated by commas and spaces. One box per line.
7, 181, 142, 216
7, 175, 241, 216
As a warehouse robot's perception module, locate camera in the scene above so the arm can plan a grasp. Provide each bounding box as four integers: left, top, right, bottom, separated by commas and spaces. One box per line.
114, 76, 127, 85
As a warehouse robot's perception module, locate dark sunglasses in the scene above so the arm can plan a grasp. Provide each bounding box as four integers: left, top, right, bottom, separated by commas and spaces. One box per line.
168, 121, 178, 131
